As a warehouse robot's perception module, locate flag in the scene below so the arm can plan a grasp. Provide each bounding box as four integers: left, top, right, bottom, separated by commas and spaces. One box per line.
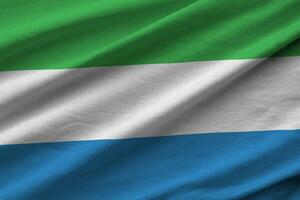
0, 1, 300, 199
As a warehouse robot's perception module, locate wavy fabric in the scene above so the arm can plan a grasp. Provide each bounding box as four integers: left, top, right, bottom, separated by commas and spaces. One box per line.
1, 130, 300, 200
0, 57, 300, 145
1, 1, 300, 200
0, 0, 300, 70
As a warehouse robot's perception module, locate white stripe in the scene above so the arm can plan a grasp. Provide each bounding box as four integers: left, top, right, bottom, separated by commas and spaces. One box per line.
0, 57, 300, 144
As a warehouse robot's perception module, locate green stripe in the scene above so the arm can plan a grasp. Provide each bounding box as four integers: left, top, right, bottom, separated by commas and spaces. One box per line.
0, 0, 300, 71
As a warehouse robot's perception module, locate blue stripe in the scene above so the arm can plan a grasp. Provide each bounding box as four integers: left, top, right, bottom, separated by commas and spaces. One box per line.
1, 130, 300, 200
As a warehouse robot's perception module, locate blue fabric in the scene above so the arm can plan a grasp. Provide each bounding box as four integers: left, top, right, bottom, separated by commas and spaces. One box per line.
1, 130, 300, 200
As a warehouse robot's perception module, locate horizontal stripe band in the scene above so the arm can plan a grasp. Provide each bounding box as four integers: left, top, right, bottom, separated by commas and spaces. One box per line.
0, 0, 300, 70
0, 56, 300, 145
1, 130, 300, 199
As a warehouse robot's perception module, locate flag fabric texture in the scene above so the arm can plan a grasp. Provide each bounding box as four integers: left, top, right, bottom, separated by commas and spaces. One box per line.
1, 1, 300, 199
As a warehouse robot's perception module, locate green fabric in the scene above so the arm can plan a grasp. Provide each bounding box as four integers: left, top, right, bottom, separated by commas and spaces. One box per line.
0, 0, 300, 70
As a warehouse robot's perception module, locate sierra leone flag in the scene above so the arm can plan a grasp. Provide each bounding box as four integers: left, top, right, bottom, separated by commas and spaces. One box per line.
1, 1, 300, 199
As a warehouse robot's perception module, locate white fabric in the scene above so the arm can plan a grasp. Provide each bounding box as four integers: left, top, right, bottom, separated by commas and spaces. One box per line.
0, 57, 299, 144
